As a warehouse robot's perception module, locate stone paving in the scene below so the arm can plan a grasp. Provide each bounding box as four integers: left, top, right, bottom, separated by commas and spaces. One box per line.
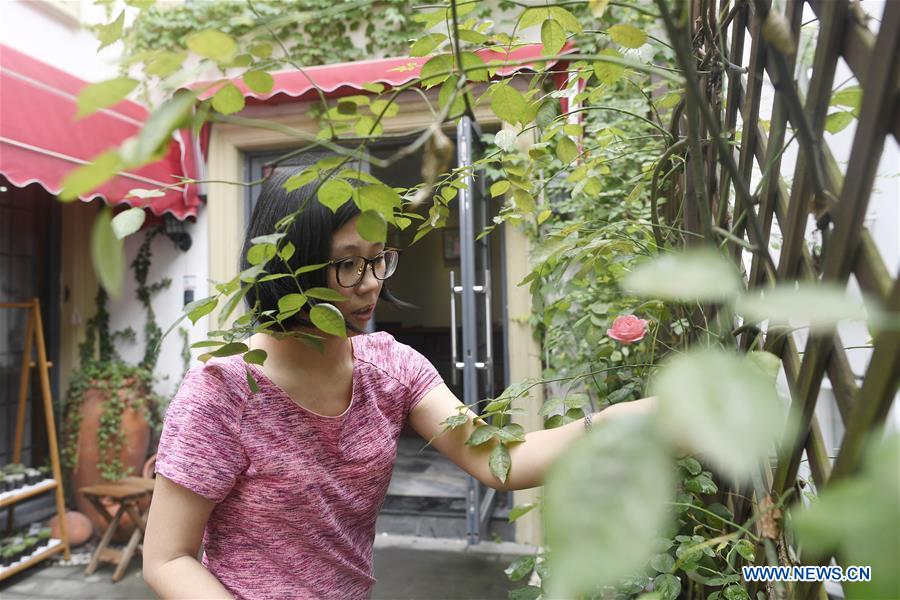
0, 534, 535, 599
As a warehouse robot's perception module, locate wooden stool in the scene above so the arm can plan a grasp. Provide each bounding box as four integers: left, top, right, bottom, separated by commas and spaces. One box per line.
80, 477, 155, 582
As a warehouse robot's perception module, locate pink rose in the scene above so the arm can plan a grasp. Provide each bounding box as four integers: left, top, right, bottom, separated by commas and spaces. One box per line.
607, 315, 649, 344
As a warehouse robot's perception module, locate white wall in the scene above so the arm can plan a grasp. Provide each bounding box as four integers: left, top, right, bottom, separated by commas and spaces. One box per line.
0, 1, 121, 82
107, 211, 210, 398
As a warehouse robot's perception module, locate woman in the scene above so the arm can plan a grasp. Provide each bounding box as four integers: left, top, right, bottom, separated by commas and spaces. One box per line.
142, 168, 654, 599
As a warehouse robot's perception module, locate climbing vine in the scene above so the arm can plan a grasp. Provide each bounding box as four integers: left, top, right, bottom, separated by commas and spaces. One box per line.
62, 227, 167, 482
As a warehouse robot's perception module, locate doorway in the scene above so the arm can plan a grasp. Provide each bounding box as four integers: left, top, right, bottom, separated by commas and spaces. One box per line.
245, 133, 511, 540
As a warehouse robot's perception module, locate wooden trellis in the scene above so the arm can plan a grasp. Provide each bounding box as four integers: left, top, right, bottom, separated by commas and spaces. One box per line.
652, 0, 898, 598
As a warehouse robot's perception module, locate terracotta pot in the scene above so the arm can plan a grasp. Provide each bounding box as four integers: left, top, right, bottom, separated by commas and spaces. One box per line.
70, 380, 152, 541
48, 510, 92, 547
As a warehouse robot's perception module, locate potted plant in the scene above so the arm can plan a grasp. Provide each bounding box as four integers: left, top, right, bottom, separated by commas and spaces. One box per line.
61, 227, 168, 538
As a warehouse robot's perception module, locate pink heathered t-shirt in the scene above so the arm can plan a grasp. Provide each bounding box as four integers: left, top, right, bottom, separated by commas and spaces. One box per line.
155, 331, 444, 600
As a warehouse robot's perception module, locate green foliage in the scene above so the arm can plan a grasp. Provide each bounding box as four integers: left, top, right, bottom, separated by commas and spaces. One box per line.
63, 228, 168, 483
121, 0, 429, 72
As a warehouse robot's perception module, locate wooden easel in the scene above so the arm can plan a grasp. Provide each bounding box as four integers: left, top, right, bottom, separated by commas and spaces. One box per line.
0, 298, 70, 581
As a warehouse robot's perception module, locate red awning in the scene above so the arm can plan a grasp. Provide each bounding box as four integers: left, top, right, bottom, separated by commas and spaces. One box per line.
0, 44, 201, 220
200, 43, 574, 105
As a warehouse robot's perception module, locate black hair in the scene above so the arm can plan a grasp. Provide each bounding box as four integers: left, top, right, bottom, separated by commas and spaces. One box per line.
241, 166, 408, 333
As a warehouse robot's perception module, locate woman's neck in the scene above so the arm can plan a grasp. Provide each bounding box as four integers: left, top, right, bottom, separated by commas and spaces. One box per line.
249, 330, 353, 374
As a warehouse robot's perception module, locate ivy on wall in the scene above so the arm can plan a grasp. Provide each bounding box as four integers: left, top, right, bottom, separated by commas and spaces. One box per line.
123, 0, 433, 67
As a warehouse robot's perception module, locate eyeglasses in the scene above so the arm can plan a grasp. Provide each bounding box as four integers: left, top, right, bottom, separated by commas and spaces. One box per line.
328, 248, 401, 288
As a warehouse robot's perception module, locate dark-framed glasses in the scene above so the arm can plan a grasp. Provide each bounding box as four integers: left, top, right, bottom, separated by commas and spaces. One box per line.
329, 248, 401, 288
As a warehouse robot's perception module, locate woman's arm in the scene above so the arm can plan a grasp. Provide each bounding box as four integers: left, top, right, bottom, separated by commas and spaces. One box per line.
408, 383, 655, 492
142, 475, 234, 599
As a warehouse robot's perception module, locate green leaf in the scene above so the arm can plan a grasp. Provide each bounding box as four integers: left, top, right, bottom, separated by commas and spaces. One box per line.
545, 416, 673, 597
250, 232, 286, 245
504, 555, 535, 581
685, 472, 718, 495
246, 243, 276, 266
77, 77, 138, 118
59, 150, 122, 201
652, 349, 788, 481
420, 53, 453, 88
747, 350, 781, 382
507, 586, 541, 600
145, 51, 186, 78
190, 340, 224, 349
593, 49, 624, 85
317, 178, 354, 212
624, 248, 742, 303
654, 573, 682, 600
556, 136, 578, 163
218, 284, 250, 325
284, 169, 318, 192
410, 33, 446, 57
497, 424, 526, 443
243, 70, 274, 94
508, 502, 537, 522
352, 115, 378, 137
246, 368, 260, 393
357, 184, 401, 217
211, 342, 249, 357
187, 296, 218, 324
97, 11, 125, 51
111, 207, 145, 240
733, 539, 755, 562
370, 99, 399, 118
589, 0, 611, 18
277, 293, 307, 317
549, 6, 582, 33
677, 456, 702, 476
357, 210, 387, 243
609, 23, 647, 48
294, 262, 329, 275
519, 7, 550, 30
242, 349, 267, 365
212, 83, 246, 115
722, 585, 751, 600
459, 51, 489, 82
535, 100, 558, 128
90, 208, 125, 299
490, 83, 530, 125
541, 19, 567, 56
735, 283, 870, 333
490, 180, 511, 197
511, 189, 535, 213
442, 414, 469, 429
310, 303, 346, 338
305, 287, 346, 302
824, 110, 855, 134
650, 553, 675, 573
121, 90, 196, 169
457, 29, 488, 44
466, 425, 500, 446
489, 444, 512, 483
186, 29, 237, 62
361, 82, 384, 94
279, 242, 295, 262
829, 85, 862, 113
250, 43, 273, 58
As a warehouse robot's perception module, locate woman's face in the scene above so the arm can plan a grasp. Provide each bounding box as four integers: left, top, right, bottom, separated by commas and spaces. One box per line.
326, 215, 385, 333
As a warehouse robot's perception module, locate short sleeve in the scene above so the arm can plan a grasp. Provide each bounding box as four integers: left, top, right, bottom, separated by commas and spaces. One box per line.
154, 361, 248, 503
394, 340, 444, 412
